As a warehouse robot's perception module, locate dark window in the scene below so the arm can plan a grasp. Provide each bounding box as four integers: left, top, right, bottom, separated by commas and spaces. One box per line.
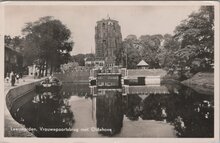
91, 80, 96, 86
113, 23, 116, 30
102, 23, 105, 28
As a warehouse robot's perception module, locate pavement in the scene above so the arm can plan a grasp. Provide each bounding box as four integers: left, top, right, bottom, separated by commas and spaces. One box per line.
4, 76, 43, 95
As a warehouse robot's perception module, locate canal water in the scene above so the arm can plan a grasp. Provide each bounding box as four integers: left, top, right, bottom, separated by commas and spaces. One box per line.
9, 82, 214, 138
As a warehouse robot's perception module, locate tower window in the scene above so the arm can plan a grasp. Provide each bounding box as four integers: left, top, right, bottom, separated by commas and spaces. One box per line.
113, 23, 116, 30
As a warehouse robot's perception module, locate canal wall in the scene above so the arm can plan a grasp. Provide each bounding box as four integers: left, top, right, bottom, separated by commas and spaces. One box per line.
6, 79, 44, 111
54, 71, 90, 83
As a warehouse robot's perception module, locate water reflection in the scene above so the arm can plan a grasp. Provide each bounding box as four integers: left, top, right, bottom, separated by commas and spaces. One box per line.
96, 91, 123, 136
10, 83, 214, 137
11, 91, 74, 137
61, 83, 90, 98
122, 84, 214, 137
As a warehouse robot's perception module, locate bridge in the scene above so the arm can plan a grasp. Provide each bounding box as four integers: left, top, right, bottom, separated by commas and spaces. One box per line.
89, 68, 169, 97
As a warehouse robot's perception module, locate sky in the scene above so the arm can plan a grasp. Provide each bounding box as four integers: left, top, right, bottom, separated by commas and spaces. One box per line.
4, 4, 200, 55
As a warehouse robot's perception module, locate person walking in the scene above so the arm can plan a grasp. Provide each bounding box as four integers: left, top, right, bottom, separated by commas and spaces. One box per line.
10, 71, 15, 86
161, 107, 167, 123
5, 72, 10, 83
16, 73, 20, 83
34, 72, 37, 79
19, 72, 23, 79
9, 71, 13, 82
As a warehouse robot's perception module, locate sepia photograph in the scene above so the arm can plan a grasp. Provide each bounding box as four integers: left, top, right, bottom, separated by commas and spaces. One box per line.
1, 1, 219, 142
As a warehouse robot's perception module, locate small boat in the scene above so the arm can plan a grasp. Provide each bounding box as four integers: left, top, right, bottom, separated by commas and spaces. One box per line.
36, 77, 62, 93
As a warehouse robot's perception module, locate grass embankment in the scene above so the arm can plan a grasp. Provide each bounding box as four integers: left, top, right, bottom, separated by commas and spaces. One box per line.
181, 72, 214, 95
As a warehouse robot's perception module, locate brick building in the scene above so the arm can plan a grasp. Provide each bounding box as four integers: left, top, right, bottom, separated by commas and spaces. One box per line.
95, 17, 122, 67
4, 44, 23, 77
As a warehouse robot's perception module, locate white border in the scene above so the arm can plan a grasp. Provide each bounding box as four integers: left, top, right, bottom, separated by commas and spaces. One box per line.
0, 1, 219, 143
0, 1, 5, 142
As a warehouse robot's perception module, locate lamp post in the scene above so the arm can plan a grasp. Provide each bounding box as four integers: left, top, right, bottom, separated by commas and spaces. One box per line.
125, 46, 128, 69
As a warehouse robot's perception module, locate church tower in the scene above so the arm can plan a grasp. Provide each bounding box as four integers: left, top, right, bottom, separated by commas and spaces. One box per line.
95, 17, 122, 67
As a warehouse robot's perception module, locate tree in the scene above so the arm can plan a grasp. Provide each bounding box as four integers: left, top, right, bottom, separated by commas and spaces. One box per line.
159, 6, 214, 80
60, 62, 79, 73
157, 34, 181, 69
124, 34, 138, 41
22, 16, 74, 76
125, 43, 142, 69
5, 35, 24, 51
115, 34, 163, 69
174, 6, 214, 73
138, 34, 163, 68
115, 37, 141, 69
4, 35, 12, 46
71, 53, 95, 66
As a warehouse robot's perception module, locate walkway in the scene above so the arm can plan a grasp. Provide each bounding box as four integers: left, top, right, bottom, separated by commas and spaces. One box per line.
4, 76, 44, 95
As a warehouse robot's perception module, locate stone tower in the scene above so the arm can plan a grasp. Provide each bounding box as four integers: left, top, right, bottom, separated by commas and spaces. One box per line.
95, 17, 122, 67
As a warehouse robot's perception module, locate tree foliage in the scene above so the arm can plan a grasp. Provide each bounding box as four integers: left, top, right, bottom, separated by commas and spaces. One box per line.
22, 16, 74, 76
115, 34, 163, 69
60, 62, 79, 73
139, 34, 163, 68
5, 35, 24, 51
157, 34, 181, 69
71, 53, 95, 66
115, 6, 214, 79
4, 35, 12, 46
115, 36, 141, 69
124, 40, 142, 69
173, 6, 214, 73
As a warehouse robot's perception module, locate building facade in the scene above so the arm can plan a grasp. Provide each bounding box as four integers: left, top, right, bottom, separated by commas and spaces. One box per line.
85, 60, 105, 69
5, 45, 23, 77
95, 17, 122, 67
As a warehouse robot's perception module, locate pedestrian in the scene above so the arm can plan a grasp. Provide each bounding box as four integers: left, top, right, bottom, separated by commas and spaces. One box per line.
16, 73, 20, 83
34, 72, 37, 79
19, 72, 23, 79
10, 71, 15, 86
5, 72, 10, 83
161, 107, 167, 122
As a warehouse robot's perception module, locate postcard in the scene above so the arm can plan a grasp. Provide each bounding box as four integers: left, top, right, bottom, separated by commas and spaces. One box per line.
0, 1, 219, 143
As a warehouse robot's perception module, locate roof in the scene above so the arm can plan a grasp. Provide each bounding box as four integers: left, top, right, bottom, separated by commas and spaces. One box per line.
5, 45, 23, 54
97, 18, 118, 24
137, 60, 148, 67
127, 69, 167, 77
